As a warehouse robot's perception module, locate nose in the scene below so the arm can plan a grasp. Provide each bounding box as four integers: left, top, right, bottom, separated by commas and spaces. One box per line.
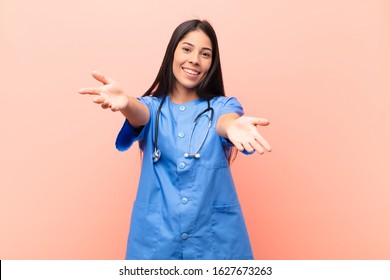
188, 52, 199, 65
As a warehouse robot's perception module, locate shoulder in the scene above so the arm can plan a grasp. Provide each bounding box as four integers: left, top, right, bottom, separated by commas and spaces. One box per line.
137, 96, 164, 113
137, 96, 160, 105
212, 96, 242, 106
211, 96, 244, 116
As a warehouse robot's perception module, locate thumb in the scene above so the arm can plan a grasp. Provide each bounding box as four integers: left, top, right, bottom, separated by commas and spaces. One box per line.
252, 117, 270, 126
91, 70, 113, 85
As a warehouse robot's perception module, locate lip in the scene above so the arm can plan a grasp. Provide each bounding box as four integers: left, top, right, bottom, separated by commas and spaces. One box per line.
182, 67, 201, 77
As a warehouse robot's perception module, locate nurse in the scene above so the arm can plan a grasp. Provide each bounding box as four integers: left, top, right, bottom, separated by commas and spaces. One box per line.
79, 19, 271, 259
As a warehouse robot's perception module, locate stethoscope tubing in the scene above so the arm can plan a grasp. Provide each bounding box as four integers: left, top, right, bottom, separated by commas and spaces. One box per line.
153, 96, 213, 163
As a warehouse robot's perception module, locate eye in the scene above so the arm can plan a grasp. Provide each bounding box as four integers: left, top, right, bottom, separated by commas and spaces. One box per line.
201, 52, 211, 58
182, 47, 191, 53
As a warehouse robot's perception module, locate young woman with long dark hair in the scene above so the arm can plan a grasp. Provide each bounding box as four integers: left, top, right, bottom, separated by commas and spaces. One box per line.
79, 19, 271, 260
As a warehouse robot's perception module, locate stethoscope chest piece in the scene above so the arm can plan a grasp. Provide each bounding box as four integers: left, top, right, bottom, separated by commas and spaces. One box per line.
153, 149, 161, 163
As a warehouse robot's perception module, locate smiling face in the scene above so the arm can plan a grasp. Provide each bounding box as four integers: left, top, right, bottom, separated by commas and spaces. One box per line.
172, 30, 213, 99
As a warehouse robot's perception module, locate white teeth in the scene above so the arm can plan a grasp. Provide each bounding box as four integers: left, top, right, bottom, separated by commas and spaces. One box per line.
183, 68, 200, 75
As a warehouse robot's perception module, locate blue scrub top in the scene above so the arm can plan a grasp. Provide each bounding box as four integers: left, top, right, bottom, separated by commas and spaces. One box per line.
116, 95, 254, 260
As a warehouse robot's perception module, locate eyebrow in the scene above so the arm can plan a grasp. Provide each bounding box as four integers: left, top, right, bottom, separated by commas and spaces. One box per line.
182, 42, 212, 52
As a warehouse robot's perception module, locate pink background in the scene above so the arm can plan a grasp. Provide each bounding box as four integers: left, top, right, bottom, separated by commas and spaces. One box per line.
1, 0, 389, 259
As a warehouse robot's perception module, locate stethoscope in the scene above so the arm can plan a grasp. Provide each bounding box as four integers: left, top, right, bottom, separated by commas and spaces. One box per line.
152, 96, 214, 163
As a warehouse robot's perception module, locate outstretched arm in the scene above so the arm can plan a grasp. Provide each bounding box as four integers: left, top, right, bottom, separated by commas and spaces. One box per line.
216, 113, 272, 154
79, 71, 149, 127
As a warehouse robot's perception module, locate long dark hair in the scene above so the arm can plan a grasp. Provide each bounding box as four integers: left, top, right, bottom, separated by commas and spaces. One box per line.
142, 19, 225, 99
143, 19, 238, 163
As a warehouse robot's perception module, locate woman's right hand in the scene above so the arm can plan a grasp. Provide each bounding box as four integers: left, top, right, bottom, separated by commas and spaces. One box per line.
79, 71, 129, 112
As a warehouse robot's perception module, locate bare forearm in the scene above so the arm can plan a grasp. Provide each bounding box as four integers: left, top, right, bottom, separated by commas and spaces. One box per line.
120, 96, 150, 127
216, 113, 240, 139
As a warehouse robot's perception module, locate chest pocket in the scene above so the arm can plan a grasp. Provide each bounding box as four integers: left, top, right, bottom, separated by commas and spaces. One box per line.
197, 127, 229, 170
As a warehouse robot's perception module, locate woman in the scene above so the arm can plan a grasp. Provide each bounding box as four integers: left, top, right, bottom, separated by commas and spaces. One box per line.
79, 19, 271, 260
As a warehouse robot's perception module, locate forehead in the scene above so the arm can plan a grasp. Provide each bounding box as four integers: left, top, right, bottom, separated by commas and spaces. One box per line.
179, 30, 212, 49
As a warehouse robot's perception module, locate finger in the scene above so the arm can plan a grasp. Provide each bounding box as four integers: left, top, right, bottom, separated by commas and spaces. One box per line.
242, 142, 255, 153
111, 106, 119, 112
102, 99, 111, 107
254, 133, 272, 152
249, 140, 265, 154
91, 70, 113, 85
93, 96, 105, 104
232, 141, 245, 151
79, 87, 102, 95
101, 103, 111, 109
252, 118, 270, 126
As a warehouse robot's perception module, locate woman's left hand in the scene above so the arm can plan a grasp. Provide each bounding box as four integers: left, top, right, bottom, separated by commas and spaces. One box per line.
226, 116, 272, 154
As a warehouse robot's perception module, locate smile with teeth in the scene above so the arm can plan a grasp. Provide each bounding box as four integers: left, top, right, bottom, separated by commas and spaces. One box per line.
183, 67, 200, 76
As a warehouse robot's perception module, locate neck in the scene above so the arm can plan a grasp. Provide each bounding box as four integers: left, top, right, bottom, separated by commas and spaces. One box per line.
170, 86, 199, 104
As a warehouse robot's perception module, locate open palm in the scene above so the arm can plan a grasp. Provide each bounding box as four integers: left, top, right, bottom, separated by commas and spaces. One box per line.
79, 71, 128, 112
227, 116, 272, 154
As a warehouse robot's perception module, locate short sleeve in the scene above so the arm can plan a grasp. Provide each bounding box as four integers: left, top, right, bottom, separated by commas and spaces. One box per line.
115, 97, 152, 152
218, 97, 244, 117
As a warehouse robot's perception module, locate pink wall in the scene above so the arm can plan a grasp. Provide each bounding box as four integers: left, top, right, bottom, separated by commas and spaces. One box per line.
1, 0, 389, 259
